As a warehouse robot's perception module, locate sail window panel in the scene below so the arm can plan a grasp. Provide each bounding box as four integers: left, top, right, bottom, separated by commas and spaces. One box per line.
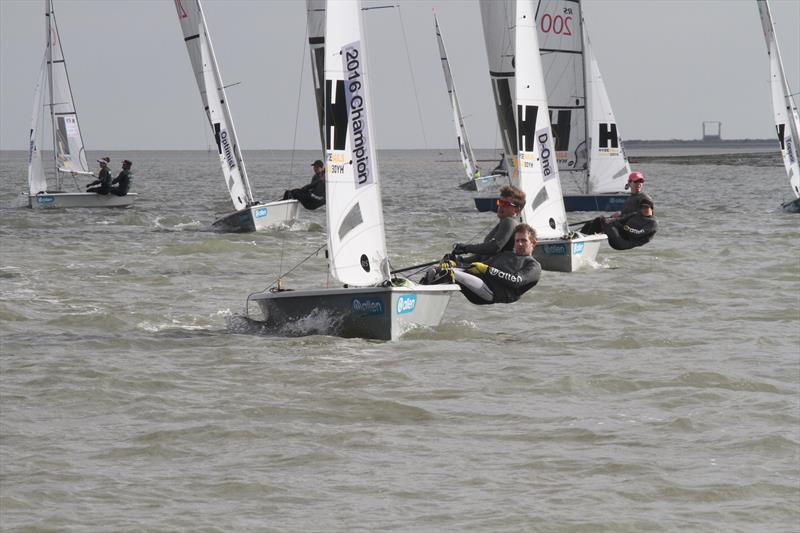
338, 202, 364, 241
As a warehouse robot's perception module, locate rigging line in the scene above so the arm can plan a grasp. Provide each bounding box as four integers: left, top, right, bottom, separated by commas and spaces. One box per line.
395, 3, 429, 148
289, 21, 310, 178
264, 242, 327, 292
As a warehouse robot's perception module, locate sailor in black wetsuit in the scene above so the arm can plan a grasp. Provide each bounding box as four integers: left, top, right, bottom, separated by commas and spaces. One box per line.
86, 157, 112, 195
581, 171, 653, 234
451, 185, 526, 262
424, 223, 542, 305
110, 159, 133, 196
601, 198, 658, 250
282, 159, 326, 210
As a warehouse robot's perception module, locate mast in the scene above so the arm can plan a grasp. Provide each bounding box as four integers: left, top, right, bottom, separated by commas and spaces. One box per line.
45, 0, 58, 189
579, 10, 591, 194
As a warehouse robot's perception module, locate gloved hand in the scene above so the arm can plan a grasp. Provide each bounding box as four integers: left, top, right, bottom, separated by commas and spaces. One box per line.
439, 259, 457, 269
452, 242, 468, 255
466, 262, 488, 275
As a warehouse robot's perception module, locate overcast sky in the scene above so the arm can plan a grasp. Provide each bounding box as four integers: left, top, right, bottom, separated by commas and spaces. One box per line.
1, 0, 798, 151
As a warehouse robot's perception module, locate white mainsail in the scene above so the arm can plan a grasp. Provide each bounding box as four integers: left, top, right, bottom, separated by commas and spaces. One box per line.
536, 0, 629, 195
515, 0, 568, 239
28, 53, 47, 195
307, 0, 326, 153
584, 23, 631, 194
757, 0, 800, 199
46, 0, 88, 179
325, 0, 389, 286
175, 0, 254, 210
434, 13, 480, 181
480, 1, 518, 178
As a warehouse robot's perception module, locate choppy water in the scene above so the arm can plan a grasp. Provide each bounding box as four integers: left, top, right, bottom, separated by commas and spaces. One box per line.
1, 149, 798, 532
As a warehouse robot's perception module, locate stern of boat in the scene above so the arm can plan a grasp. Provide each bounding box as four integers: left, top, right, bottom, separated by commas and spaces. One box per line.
248, 284, 459, 340
534, 233, 607, 272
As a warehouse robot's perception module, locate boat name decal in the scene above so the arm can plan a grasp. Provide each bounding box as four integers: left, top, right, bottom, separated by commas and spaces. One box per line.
396, 294, 417, 315
537, 127, 556, 181
542, 243, 567, 256
352, 298, 383, 316
573, 242, 584, 254
219, 129, 236, 172
36, 195, 55, 205
254, 207, 267, 218
343, 41, 373, 188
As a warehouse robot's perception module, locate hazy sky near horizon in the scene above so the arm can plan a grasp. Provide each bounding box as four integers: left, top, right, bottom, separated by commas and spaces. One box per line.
1, 0, 798, 151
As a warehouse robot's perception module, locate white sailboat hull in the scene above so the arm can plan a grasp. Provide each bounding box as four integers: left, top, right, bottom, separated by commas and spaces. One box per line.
28, 192, 137, 209
248, 284, 460, 341
212, 200, 299, 232
533, 233, 607, 273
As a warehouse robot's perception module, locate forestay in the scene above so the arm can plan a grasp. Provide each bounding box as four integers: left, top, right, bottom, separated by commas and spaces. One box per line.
515, 0, 568, 239
757, 0, 800, 199
175, 0, 254, 210
46, 0, 88, 178
434, 13, 479, 180
324, 0, 389, 287
536, 0, 629, 195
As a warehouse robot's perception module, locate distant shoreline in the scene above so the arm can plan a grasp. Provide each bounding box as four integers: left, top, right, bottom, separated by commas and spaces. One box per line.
0, 139, 780, 153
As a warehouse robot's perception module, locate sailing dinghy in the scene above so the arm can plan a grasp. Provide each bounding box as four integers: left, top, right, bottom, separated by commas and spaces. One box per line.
247, 0, 459, 341
756, 0, 800, 213
434, 13, 506, 193
479, 0, 605, 272
474, 0, 631, 213
175, 0, 299, 232
27, 0, 136, 209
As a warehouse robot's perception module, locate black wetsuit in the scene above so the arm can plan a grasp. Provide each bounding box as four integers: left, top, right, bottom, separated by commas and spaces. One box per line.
620, 191, 652, 215
460, 251, 541, 305
110, 169, 131, 196
581, 191, 654, 235
86, 167, 111, 195
283, 173, 325, 210
602, 212, 658, 250
456, 217, 517, 262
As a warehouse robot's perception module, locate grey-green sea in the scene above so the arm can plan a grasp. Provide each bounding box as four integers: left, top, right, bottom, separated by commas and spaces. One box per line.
1, 148, 798, 532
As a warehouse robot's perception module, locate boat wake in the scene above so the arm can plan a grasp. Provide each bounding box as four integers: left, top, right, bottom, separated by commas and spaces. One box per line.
225, 309, 343, 338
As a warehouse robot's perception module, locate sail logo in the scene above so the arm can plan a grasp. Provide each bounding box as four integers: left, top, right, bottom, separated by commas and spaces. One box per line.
352, 298, 384, 316
343, 41, 373, 189
396, 294, 417, 315
219, 129, 236, 172
536, 127, 556, 181
542, 243, 567, 256
598, 123, 619, 149
254, 207, 267, 218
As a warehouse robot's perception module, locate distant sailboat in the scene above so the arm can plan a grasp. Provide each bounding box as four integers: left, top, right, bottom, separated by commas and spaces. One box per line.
246, 0, 459, 340
175, 0, 299, 232
539, 0, 631, 212
27, 0, 136, 209
473, 0, 631, 214
479, 0, 606, 272
434, 13, 506, 192
756, 0, 800, 212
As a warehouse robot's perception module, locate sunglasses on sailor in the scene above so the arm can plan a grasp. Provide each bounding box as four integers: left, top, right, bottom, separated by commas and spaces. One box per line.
496, 198, 518, 208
